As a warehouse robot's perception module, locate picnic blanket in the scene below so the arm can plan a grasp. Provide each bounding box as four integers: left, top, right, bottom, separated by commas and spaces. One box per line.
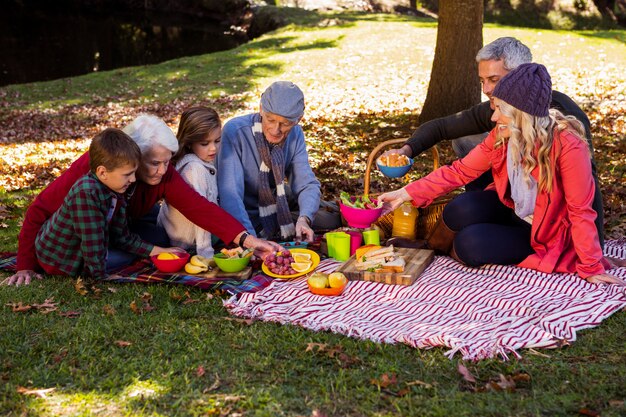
225, 239, 626, 360
0, 254, 272, 296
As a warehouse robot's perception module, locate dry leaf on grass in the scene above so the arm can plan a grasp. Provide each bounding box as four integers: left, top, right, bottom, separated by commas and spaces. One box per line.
114, 340, 132, 347
103, 304, 116, 316
17, 386, 55, 398
58, 310, 81, 318
457, 363, 477, 383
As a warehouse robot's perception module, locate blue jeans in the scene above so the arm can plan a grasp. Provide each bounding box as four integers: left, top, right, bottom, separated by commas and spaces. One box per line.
106, 205, 170, 272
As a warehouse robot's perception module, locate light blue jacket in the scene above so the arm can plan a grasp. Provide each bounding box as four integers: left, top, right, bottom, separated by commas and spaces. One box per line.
216, 113, 321, 237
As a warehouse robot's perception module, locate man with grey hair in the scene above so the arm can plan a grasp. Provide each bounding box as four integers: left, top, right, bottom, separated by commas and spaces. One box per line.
387, 36, 604, 247
217, 81, 341, 243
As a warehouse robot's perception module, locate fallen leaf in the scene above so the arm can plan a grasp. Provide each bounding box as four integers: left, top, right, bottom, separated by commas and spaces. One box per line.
17, 386, 55, 398
527, 348, 551, 358
52, 350, 68, 363
74, 278, 88, 296
206, 373, 221, 392
406, 380, 434, 389
103, 304, 116, 316
129, 300, 141, 314
114, 340, 132, 347
371, 373, 397, 389
305, 342, 327, 353
7, 302, 32, 313
58, 310, 81, 318
486, 374, 516, 392
32, 298, 58, 314
458, 363, 477, 383
578, 408, 601, 417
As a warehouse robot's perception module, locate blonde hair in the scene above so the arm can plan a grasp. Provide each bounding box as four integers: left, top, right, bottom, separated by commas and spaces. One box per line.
495, 99, 587, 193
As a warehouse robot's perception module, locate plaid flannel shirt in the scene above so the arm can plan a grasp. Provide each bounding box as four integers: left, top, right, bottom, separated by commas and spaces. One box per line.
35, 173, 153, 279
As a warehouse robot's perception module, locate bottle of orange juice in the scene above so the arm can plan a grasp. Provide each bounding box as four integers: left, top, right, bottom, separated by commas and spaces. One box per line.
392, 202, 418, 240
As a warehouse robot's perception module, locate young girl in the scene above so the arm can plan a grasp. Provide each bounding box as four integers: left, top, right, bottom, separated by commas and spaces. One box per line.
157, 107, 222, 258
379, 63, 624, 286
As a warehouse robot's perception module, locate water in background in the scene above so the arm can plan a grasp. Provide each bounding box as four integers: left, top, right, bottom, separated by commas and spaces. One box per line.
0, 10, 247, 86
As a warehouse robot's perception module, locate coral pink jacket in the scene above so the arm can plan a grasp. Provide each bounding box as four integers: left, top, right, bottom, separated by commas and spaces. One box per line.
405, 128, 607, 278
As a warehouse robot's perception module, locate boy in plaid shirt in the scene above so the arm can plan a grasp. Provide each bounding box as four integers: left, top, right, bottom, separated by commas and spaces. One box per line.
35, 128, 179, 280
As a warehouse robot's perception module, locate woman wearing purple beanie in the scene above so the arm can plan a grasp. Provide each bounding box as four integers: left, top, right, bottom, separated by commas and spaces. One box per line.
379, 63, 624, 285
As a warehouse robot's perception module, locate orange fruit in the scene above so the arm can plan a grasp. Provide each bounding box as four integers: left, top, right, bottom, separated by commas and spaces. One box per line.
291, 262, 312, 272
293, 253, 312, 263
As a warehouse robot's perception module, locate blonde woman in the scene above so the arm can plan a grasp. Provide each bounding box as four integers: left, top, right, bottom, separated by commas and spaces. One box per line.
379, 63, 624, 286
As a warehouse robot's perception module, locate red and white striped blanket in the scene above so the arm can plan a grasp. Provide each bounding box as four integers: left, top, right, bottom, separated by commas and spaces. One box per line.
225, 240, 626, 360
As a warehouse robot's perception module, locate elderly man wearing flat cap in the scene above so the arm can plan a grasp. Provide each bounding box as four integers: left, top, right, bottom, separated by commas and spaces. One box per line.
217, 81, 340, 243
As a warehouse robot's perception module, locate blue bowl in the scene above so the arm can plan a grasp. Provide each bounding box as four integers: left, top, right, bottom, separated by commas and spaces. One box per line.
377, 157, 413, 178
279, 241, 308, 249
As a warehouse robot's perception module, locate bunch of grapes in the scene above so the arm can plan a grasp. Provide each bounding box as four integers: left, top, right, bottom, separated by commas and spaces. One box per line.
264, 250, 297, 275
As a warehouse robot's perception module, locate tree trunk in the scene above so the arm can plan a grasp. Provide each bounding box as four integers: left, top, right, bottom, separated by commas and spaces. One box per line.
418, 0, 483, 124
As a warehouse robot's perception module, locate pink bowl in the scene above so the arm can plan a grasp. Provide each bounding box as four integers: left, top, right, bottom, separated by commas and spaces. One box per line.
339, 202, 383, 229
151, 252, 190, 273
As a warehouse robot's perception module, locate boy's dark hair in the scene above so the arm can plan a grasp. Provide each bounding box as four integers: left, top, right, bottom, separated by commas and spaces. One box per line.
89, 128, 142, 173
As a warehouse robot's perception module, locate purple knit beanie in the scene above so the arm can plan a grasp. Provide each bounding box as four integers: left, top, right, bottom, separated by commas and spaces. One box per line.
492, 63, 552, 117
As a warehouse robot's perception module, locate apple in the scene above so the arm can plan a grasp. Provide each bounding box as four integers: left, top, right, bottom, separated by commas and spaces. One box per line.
328, 272, 347, 288
308, 272, 329, 289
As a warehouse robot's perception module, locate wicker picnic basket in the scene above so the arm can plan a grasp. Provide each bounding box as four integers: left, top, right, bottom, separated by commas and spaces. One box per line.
364, 138, 455, 240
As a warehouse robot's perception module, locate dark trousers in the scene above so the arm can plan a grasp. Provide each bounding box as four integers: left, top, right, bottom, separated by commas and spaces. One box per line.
443, 190, 533, 267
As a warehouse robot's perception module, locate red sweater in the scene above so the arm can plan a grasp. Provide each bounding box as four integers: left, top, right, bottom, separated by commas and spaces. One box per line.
405, 128, 607, 279
17, 152, 245, 271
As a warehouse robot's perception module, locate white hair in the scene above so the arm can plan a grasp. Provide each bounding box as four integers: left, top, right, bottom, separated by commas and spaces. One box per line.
122, 114, 178, 154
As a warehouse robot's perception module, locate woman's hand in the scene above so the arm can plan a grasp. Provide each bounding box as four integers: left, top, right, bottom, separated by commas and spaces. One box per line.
586, 273, 626, 286
150, 246, 186, 256
244, 235, 283, 260
377, 188, 412, 215
2, 270, 43, 286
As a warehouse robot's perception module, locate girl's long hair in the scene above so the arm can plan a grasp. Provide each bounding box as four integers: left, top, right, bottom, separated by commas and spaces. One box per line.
172, 106, 221, 164
495, 99, 587, 193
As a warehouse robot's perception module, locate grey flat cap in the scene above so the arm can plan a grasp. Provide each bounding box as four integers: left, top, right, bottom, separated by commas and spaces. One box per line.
260, 81, 305, 122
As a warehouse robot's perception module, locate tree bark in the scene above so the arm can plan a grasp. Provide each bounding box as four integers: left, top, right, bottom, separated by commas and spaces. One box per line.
418, 0, 483, 124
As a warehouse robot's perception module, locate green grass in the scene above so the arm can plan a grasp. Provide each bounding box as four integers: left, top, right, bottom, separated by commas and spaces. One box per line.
2, 7, 626, 417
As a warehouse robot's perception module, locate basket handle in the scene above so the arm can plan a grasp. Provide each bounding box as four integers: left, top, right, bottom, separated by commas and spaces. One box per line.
364, 139, 440, 195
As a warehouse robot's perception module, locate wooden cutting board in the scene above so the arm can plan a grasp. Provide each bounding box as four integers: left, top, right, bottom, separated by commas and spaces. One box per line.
194, 266, 252, 280
336, 247, 434, 286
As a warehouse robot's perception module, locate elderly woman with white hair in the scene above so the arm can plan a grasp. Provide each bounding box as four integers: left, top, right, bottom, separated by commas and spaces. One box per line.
6, 114, 282, 286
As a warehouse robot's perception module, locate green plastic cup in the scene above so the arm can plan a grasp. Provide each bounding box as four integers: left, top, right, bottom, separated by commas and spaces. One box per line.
325, 232, 342, 258
333, 233, 351, 261
362, 229, 381, 246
